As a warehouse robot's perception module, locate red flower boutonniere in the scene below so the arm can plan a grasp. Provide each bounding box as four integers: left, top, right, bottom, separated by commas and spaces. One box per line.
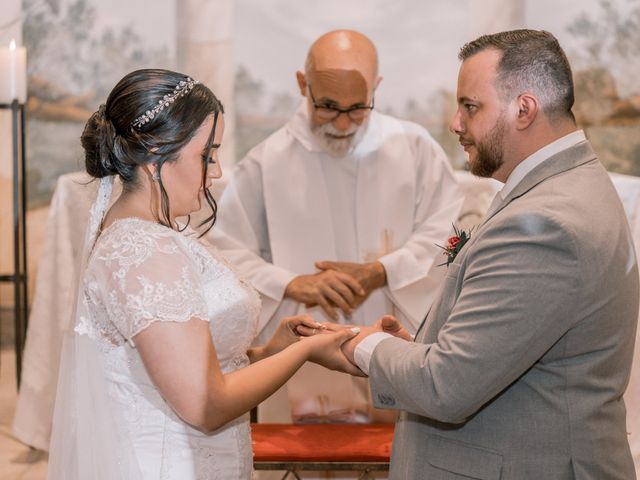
436, 225, 474, 267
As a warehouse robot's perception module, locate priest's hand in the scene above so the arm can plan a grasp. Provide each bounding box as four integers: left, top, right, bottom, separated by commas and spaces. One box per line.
315, 260, 387, 308
284, 271, 365, 321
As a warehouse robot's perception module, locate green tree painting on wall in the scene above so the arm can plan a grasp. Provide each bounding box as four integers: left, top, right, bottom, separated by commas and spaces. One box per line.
23, 0, 172, 207
567, 0, 640, 175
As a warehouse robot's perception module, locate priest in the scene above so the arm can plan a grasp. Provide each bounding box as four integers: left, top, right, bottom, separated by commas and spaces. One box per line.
210, 29, 463, 424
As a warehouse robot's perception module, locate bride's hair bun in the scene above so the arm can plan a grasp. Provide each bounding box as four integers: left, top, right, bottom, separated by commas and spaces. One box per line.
80, 69, 223, 186
81, 104, 121, 179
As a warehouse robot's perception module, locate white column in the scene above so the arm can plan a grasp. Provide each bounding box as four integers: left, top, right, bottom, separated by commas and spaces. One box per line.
176, 0, 236, 170
468, 0, 526, 39
0, 0, 23, 305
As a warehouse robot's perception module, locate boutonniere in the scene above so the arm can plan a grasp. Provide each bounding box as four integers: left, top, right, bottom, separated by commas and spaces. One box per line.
436, 225, 474, 267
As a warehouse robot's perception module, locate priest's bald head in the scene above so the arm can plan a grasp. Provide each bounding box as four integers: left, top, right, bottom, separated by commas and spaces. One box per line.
296, 30, 382, 157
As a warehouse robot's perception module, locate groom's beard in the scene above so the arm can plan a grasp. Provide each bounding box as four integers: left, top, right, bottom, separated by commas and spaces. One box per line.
311, 118, 368, 157
468, 113, 506, 178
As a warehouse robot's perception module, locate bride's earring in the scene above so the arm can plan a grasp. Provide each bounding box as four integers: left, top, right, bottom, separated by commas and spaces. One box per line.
146, 162, 161, 183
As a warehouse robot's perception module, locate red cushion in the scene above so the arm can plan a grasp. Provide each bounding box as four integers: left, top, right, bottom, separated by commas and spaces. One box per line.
251, 423, 394, 462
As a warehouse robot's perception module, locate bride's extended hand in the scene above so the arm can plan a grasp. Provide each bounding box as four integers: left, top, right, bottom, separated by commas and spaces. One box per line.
263, 314, 324, 357
295, 320, 345, 336
301, 327, 366, 377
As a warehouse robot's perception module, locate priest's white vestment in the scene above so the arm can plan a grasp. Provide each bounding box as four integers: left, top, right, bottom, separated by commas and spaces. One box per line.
210, 104, 463, 422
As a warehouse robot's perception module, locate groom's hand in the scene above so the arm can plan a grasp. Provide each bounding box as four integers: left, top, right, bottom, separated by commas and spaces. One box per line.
379, 315, 413, 341
340, 325, 377, 364
341, 315, 413, 365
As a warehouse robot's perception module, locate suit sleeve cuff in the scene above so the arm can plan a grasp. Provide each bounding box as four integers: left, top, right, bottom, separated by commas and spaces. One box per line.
354, 332, 394, 375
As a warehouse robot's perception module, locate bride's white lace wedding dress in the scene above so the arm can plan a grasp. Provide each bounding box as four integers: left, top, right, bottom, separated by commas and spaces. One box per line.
51, 217, 260, 479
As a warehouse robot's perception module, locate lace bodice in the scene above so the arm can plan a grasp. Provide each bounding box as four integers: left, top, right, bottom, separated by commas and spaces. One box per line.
75, 218, 260, 479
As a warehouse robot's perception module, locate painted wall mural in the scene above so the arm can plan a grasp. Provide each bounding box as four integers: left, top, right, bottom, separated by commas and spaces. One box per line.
233, 0, 640, 173
23, 0, 174, 207
22, 0, 640, 207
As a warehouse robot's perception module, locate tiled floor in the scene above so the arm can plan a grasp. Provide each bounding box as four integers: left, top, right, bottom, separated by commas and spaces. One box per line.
0, 349, 48, 480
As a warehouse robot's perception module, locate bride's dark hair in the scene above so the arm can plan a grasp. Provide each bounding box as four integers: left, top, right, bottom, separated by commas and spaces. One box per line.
81, 68, 224, 234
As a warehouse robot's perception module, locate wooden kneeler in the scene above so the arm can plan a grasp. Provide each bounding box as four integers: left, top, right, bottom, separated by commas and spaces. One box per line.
251, 423, 394, 479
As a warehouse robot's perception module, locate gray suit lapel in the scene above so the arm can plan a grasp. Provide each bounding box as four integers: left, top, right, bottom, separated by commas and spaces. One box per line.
414, 306, 432, 340
414, 141, 598, 344
482, 140, 597, 225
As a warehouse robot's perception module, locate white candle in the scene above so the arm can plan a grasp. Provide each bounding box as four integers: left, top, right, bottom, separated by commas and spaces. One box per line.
9, 40, 16, 101
0, 39, 27, 104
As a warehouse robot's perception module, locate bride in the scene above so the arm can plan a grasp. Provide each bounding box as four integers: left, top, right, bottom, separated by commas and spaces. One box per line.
47, 68, 363, 479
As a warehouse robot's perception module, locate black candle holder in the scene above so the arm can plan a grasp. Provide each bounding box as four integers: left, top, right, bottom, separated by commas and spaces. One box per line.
0, 99, 28, 387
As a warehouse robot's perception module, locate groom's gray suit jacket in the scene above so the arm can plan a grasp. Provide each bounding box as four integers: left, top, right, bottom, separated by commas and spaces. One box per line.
369, 141, 639, 479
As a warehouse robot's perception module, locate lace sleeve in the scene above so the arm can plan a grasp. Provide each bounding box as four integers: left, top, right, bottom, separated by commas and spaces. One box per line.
90, 222, 210, 343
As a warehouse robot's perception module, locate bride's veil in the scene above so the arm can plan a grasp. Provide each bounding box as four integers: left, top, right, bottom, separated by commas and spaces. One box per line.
47, 176, 142, 479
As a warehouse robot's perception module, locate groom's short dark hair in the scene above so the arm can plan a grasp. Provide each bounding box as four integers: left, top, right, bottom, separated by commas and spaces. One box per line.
459, 29, 575, 122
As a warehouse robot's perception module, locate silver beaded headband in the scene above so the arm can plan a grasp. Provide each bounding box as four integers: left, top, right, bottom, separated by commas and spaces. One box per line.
131, 77, 199, 128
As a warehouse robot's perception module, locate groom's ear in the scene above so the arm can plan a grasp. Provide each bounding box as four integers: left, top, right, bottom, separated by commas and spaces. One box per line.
514, 93, 538, 130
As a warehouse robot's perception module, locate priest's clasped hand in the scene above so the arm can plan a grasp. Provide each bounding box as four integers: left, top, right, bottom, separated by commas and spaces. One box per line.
284, 260, 388, 321
315, 260, 387, 306
284, 270, 365, 320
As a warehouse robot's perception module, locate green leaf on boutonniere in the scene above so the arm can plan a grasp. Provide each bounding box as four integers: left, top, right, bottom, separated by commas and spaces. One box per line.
436, 225, 474, 267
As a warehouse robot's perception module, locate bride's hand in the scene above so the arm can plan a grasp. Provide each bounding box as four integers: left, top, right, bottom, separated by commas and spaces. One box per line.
295, 320, 345, 336
301, 327, 366, 377
263, 314, 324, 357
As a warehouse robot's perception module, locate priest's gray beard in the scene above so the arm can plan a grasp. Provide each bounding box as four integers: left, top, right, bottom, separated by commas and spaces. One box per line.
311, 119, 369, 157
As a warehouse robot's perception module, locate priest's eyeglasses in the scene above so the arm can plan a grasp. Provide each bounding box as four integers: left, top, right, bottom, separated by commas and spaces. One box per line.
308, 85, 375, 122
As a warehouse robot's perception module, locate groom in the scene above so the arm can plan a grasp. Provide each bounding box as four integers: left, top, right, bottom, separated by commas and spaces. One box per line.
336, 30, 639, 479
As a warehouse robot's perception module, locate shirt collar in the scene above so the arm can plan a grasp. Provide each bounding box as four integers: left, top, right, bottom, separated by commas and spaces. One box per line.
499, 130, 586, 199
286, 101, 321, 152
